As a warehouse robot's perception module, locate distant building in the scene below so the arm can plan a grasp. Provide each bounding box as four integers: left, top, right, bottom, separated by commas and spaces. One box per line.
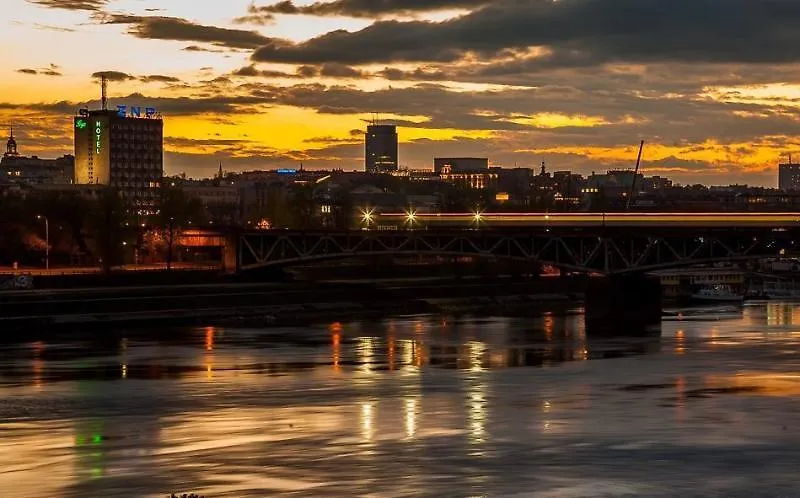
74, 107, 163, 211
433, 157, 489, 174
1, 126, 74, 185
365, 125, 398, 173
779, 163, 800, 191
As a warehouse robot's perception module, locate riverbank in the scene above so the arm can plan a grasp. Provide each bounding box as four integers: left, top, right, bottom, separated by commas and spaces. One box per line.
0, 277, 585, 334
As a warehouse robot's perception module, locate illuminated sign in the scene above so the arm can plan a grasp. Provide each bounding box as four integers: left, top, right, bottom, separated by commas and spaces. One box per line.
116, 105, 158, 119
277, 168, 298, 174
75, 119, 87, 130
95, 121, 102, 154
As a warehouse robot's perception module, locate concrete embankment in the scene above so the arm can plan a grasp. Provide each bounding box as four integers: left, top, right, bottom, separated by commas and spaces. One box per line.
0, 277, 585, 333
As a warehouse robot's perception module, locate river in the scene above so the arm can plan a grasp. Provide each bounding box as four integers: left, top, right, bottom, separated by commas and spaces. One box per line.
2, 302, 800, 497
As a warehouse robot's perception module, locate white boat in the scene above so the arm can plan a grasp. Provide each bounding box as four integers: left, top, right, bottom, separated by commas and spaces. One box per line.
690, 285, 744, 304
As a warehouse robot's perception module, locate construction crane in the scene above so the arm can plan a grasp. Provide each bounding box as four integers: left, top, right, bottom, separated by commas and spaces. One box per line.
626, 140, 645, 211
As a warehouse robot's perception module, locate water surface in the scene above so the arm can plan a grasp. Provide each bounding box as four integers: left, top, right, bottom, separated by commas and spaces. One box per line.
2, 303, 800, 497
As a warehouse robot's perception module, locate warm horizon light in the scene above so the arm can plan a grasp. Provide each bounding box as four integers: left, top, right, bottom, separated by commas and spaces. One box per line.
2, 0, 800, 185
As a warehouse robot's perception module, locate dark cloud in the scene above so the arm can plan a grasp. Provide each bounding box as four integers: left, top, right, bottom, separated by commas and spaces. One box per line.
92, 71, 135, 81
232, 63, 366, 79
140, 75, 182, 84
100, 14, 277, 50
26, 0, 107, 11
183, 45, 228, 53
252, 0, 800, 65
243, 0, 489, 20
16, 67, 63, 77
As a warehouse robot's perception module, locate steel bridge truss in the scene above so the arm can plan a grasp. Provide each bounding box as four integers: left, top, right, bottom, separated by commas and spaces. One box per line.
237, 229, 800, 274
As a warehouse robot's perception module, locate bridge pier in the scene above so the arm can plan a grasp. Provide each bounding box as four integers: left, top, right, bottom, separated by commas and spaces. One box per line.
585, 274, 662, 335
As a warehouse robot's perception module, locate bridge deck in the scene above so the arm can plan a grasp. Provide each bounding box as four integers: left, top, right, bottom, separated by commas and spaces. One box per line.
376, 212, 800, 228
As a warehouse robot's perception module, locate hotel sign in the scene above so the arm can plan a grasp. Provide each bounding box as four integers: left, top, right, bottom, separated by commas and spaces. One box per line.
116, 105, 158, 119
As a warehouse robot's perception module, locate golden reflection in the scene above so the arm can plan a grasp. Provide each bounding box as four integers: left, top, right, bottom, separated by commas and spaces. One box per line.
404, 397, 418, 440
543, 312, 554, 341
675, 330, 686, 355
331, 331, 341, 373
402, 339, 414, 367
204, 327, 216, 380
361, 402, 374, 442
706, 372, 800, 397
358, 337, 376, 375
388, 338, 396, 371
329, 322, 343, 334
121, 364, 128, 380
467, 381, 487, 445
205, 327, 216, 351
469, 341, 488, 372
412, 341, 425, 368
414, 321, 425, 334
710, 327, 720, 347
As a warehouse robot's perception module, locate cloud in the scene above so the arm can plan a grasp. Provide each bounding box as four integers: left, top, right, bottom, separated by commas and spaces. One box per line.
92, 70, 135, 81
16, 66, 63, 77
26, 0, 107, 11
232, 63, 367, 79
100, 14, 278, 50
252, 0, 800, 65
140, 74, 182, 84
241, 0, 490, 20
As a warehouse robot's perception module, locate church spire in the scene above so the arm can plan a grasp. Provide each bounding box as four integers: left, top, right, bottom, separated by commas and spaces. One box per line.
5, 123, 18, 157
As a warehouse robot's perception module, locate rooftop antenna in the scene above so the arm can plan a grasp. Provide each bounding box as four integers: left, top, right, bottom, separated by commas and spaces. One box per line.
101, 74, 108, 111
626, 140, 645, 211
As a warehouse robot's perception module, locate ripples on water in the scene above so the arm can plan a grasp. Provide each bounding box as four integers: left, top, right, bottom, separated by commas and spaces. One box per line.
3, 303, 800, 497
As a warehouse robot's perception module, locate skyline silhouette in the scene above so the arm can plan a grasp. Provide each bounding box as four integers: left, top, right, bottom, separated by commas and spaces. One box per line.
2, 0, 799, 185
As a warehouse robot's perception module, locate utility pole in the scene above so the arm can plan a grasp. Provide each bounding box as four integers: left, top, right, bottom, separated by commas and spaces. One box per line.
101, 74, 108, 111
37, 215, 49, 269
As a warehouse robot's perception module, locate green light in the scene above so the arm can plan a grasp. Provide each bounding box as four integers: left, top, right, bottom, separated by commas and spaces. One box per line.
92, 434, 103, 444
75, 119, 87, 130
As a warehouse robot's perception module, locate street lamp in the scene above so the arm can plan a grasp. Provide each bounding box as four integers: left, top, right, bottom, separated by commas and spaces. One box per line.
473, 210, 484, 226
361, 208, 375, 229
406, 210, 417, 227
36, 215, 49, 269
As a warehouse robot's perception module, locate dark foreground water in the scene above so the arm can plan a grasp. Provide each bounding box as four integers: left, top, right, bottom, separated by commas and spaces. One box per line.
3, 303, 800, 497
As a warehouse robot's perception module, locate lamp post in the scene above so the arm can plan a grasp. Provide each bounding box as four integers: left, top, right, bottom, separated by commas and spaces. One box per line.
37, 215, 49, 270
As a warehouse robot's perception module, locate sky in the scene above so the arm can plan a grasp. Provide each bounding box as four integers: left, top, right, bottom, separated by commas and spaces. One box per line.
2, 0, 800, 184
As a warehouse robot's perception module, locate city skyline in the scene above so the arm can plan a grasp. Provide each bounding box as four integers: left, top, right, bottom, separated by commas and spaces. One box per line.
2, 0, 800, 185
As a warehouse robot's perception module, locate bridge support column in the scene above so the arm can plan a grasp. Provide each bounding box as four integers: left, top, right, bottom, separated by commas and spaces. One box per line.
585, 274, 662, 335
222, 233, 238, 274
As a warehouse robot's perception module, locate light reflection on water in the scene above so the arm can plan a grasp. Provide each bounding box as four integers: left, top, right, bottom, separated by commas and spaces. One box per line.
3, 304, 800, 496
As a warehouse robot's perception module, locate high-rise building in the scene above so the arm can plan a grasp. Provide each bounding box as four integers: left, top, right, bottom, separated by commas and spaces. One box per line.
779, 163, 800, 191
365, 124, 398, 173
74, 107, 163, 210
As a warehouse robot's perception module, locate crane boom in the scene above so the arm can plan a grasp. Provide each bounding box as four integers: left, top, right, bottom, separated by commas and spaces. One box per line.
626, 140, 645, 211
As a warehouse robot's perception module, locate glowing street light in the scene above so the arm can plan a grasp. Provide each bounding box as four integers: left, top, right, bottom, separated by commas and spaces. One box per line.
361, 208, 375, 228
473, 210, 484, 225
406, 210, 418, 227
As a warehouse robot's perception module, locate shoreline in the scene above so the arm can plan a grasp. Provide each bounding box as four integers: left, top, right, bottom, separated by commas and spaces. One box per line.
0, 278, 585, 333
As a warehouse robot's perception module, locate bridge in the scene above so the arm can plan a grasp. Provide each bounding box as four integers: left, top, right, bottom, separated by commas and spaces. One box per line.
181, 213, 800, 275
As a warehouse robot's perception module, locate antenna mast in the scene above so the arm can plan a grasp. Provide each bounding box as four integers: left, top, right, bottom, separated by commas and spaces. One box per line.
101, 75, 108, 111
626, 140, 645, 211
